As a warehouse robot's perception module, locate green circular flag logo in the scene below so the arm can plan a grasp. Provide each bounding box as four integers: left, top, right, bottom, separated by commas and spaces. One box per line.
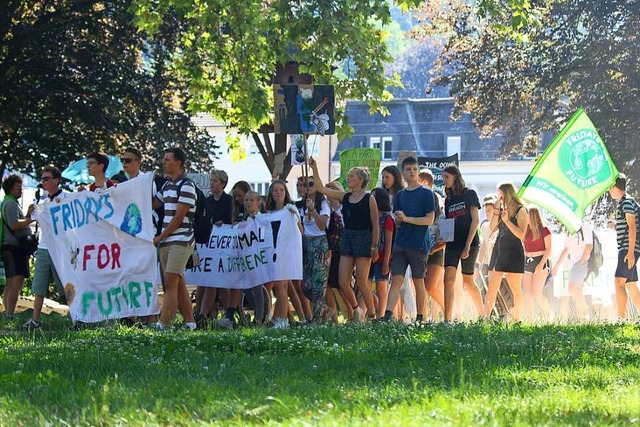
559, 129, 609, 189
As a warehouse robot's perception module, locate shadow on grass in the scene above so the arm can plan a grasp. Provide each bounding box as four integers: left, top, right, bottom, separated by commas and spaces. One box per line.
0, 311, 638, 425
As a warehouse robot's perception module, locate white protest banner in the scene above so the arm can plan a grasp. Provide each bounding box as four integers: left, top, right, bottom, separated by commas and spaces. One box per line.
185, 208, 302, 288
36, 172, 160, 323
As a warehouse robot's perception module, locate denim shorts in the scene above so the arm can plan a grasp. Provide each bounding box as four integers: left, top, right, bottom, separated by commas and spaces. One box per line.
369, 262, 390, 281
569, 261, 589, 285
340, 229, 373, 258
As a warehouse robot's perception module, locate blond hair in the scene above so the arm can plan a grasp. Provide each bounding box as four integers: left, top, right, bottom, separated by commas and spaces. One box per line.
527, 206, 544, 240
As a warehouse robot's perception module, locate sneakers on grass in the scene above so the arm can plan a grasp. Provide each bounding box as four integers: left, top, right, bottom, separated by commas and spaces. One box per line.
214, 317, 235, 330
273, 317, 289, 329
22, 319, 41, 330
353, 306, 365, 323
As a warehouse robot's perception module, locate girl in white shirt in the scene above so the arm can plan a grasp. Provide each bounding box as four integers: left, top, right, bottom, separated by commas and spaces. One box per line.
298, 179, 331, 322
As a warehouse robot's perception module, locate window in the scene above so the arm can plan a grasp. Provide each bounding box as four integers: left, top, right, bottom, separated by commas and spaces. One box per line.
370, 136, 393, 160
252, 182, 270, 196
447, 136, 461, 157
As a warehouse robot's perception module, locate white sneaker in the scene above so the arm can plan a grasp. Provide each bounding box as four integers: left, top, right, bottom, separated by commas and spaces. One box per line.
214, 317, 235, 330
273, 317, 289, 329
353, 307, 364, 323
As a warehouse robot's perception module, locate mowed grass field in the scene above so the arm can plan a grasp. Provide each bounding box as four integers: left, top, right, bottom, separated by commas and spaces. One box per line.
1, 312, 639, 426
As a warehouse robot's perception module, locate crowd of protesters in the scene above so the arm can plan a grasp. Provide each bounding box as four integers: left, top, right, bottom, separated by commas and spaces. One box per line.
1, 149, 639, 330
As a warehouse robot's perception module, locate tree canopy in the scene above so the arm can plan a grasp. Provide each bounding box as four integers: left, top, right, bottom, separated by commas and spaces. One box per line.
413, 0, 640, 179
0, 0, 217, 178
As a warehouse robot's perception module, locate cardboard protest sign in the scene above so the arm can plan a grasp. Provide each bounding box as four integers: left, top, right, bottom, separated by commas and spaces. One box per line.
185, 208, 302, 288
36, 172, 160, 323
274, 85, 335, 135
339, 148, 381, 190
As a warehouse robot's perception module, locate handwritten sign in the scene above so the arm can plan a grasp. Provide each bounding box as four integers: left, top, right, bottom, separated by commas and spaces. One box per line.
36, 173, 160, 323
339, 148, 381, 190
417, 154, 459, 195
185, 209, 302, 288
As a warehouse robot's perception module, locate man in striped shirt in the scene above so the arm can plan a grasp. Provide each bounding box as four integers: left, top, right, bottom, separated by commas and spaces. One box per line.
608, 173, 640, 320
152, 147, 197, 330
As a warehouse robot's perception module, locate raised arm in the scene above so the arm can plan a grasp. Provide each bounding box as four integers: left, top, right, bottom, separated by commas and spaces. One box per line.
309, 157, 346, 202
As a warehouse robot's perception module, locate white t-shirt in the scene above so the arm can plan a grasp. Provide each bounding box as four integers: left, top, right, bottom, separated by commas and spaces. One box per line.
565, 222, 593, 267
479, 219, 497, 265
299, 199, 330, 237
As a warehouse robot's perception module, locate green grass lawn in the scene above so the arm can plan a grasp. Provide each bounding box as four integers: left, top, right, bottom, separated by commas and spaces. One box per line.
1, 313, 639, 426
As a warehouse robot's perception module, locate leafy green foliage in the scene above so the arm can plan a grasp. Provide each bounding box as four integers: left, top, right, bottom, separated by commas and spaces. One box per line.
414, 0, 640, 185
130, 0, 403, 175
0, 0, 217, 177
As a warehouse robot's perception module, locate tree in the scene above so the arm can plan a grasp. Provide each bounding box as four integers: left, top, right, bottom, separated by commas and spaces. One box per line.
386, 39, 448, 99
131, 0, 413, 178
0, 0, 217, 178
413, 0, 640, 182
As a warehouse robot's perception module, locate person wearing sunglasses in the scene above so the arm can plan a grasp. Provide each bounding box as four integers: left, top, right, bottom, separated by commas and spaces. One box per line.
22, 166, 70, 330
121, 147, 142, 179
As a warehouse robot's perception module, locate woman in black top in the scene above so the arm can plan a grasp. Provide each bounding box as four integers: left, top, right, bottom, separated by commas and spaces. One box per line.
442, 165, 484, 322
310, 157, 379, 322
483, 182, 529, 322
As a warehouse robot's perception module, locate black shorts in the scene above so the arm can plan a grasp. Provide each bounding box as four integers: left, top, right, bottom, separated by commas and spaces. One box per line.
615, 250, 640, 283
524, 255, 549, 273
444, 245, 479, 275
427, 249, 444, 267
340, 229, 372, 258
328, 251, 341, 289
1, 245, 30, 278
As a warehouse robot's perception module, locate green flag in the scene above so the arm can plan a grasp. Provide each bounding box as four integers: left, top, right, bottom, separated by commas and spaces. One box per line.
339, 148, 381, 190
517, 108, 618, 233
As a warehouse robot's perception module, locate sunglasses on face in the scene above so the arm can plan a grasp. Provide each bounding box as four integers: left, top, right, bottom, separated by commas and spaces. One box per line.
121, 157, 137, 164
41, 176, 53, 182
306, 182, 315, 188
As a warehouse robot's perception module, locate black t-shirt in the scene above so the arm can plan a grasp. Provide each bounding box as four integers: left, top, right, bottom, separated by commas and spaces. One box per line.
205, 192, 233, 225
445, 188, 481, 248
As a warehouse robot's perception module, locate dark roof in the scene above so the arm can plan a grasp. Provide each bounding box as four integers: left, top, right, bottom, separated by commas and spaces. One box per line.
335, 98, 510, 161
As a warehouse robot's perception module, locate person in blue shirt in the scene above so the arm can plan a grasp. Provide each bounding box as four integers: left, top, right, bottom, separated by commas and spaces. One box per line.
383, 157, 435, 322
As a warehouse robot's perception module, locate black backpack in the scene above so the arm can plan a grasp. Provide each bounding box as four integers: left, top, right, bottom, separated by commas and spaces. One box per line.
153, 175, 168, 236
177, 178, 212, 244
578, 228, 604, 279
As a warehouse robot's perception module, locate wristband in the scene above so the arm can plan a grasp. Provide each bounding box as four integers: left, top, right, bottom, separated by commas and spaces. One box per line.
371, 246, 378, 251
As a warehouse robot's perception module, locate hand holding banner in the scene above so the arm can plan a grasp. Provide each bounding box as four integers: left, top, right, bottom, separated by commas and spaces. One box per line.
36, 172, 160, 323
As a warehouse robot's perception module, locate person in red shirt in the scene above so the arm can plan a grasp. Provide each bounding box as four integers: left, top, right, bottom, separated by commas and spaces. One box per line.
522, 206, 552, 321
85, 152, 115, 193
368, 188, 395, 319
